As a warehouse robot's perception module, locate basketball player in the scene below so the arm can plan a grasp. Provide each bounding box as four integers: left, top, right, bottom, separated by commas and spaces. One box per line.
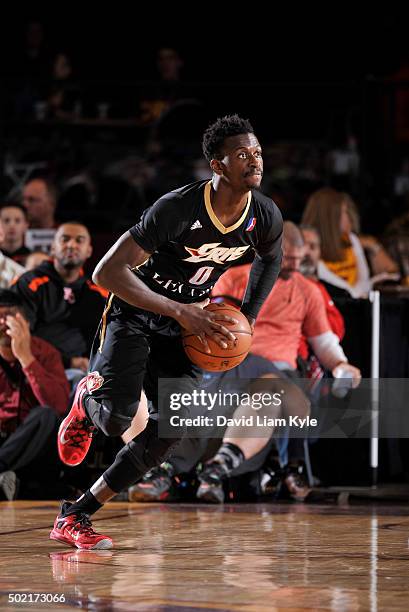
50, 114, 283, 549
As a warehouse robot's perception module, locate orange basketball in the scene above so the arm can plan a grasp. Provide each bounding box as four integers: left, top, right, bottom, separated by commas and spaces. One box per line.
182, 302, 252, 372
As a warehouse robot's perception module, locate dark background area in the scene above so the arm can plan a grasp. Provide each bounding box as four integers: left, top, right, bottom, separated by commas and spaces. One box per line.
1, 12, 407, 214
1, 9, 407, 81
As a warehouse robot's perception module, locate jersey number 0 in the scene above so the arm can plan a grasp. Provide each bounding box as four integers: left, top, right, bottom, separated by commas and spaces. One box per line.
189, 266, 214, 285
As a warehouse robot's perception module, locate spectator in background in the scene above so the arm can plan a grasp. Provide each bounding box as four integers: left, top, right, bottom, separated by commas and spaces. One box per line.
300, 224, 350, 301
25, 250, 50, 271
342, 195, 398, 277
47, 52, 82, 120
302, 188, 398, 298
0, 203, 31, 265
22, 177, 58, 254
0, 223, 25, 289
22, 177, 57, 230
299, 224, 346, 388
139, 46, 185, 125
157, 46, 184, 82
384, 210, 409, 284
18, 20, 49, 82
194, 223, 360, 503
0, 290, 69, 500
11, 222, 107, 377
13, 20, 50, 119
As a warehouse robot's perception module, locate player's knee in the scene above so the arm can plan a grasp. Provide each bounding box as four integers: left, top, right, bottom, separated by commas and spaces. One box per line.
99, 413, 132, 437
99, 421, 126, 437
85, 397, 134, 437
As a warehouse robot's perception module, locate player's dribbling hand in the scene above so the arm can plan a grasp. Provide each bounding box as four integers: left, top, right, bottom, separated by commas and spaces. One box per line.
176, 299, 239, 353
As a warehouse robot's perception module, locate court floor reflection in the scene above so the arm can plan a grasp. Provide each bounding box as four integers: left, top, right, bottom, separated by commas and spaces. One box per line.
0, 501, 408, 611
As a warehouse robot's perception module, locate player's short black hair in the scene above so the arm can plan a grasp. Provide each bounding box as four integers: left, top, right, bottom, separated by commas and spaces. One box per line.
202, 114, 255, 162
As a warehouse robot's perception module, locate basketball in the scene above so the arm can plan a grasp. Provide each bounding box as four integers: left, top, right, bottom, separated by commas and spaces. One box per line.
182, 302, 252, 371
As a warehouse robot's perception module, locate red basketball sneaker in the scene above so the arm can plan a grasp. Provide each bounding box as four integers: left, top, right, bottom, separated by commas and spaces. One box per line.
50, 502, 113, 550
58, 372, 103, 466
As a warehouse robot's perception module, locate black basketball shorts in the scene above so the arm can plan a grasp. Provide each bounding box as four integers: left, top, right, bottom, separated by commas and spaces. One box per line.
87, 295, 202, 428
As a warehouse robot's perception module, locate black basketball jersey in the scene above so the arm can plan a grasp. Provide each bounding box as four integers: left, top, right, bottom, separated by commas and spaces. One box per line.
129, 180, 282, 304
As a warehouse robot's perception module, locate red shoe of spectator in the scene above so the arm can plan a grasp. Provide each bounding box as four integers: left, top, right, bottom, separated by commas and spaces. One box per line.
50, 502, 113, 550
57, 373, 102, 466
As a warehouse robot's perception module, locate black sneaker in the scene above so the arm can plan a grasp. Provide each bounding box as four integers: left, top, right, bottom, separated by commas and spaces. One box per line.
128, 462, 174, 502
196, 461, 227, 504
0, 470, 19, 500
259, 459, 282, 497
282, 462, 312, 502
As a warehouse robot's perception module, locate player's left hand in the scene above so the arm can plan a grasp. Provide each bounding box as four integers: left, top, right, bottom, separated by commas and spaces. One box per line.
6, 313, 35, 368
177, 299, 239, 353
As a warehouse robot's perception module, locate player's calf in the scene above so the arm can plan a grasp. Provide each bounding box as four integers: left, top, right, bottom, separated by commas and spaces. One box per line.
102, 418, 183, 493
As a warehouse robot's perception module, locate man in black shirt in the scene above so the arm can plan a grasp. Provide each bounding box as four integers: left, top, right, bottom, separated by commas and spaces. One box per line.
12, 222, 107, 371
50, 114, 283, 550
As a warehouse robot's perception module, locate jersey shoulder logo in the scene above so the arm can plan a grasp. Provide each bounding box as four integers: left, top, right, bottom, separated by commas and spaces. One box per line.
190, 220, 202, 230
245, 217, 257, 231
184, 243, 250, 264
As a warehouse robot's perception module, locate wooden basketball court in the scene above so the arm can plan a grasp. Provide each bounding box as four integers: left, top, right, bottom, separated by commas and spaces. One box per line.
1, 500, 409, 611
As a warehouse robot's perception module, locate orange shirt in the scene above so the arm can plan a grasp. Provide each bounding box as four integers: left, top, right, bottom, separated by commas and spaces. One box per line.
212, 265, 331, 369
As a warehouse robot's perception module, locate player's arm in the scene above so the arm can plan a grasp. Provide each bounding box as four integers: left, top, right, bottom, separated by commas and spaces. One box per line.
93, 232, 236, 348
241, 206, 283, 327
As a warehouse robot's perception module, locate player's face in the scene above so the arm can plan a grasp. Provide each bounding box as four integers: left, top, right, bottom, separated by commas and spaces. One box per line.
215, 133, 263, 191
52, 223, 92, 269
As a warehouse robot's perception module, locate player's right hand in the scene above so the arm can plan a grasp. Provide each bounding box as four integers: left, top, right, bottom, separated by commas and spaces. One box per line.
176, 299, 238, 353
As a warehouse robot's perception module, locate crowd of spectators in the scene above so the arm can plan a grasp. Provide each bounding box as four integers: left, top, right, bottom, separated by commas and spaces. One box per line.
0, 169, 407, 503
